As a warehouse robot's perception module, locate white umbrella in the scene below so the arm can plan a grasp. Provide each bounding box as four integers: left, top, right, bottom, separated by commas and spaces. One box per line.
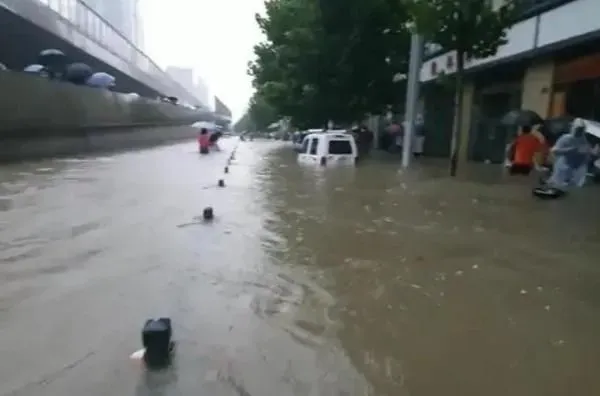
192, 121, 217, 130
579, 118, 600, 140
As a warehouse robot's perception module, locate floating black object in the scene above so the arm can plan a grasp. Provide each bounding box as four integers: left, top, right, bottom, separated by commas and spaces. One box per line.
532, 186, 566, 199
218, 179, 225, 187
142, 318, 174, 368
224, 166, 229, 173
203, 207, 214, 220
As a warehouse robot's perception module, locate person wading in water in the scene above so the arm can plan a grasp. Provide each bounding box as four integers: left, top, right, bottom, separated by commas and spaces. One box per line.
198, 128, 211, 154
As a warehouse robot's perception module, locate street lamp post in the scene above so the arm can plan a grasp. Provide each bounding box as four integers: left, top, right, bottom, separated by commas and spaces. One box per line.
401, 33, 424, 168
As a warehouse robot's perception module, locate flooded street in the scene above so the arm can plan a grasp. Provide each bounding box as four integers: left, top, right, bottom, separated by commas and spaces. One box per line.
1, 137, 600, 395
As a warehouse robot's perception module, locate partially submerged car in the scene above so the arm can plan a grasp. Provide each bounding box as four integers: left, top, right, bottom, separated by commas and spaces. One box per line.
297, 132, 358, 166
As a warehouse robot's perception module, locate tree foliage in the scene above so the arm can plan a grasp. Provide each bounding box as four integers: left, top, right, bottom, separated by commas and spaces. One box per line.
405, 0, 517, 175
248, 0, 411, 128
247, 90, 278, 131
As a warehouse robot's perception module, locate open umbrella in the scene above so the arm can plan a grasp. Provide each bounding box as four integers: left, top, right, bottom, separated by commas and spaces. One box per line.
501, 109, 543, 127
38, 49, 66, 67
540, 116, 600, 145
23, 64, 47, 74
64, 62, 93, 85
192, 121, 216, 130
86, 72, 116, 88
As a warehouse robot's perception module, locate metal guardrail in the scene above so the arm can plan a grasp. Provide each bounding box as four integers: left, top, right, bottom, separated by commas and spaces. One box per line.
32, 0, 201, 105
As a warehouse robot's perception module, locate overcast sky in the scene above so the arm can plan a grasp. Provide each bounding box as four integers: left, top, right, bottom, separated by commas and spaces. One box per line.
141, 0, 265, 120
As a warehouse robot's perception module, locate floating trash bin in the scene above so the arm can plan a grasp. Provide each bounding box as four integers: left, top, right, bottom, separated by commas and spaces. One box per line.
141, 318, 174, 368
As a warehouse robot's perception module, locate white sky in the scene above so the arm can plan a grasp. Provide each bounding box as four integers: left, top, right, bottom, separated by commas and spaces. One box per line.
141, 0, 265, 120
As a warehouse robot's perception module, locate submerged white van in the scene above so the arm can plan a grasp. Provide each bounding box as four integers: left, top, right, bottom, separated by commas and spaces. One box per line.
297, 132, 358, 166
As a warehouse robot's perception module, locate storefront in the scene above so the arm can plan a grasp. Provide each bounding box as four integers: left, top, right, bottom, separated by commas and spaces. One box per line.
551, 52, 600, 120
467, 65, 524, 163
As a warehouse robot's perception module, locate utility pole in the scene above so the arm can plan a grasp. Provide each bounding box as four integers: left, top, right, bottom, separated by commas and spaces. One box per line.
401, 33, 424, 168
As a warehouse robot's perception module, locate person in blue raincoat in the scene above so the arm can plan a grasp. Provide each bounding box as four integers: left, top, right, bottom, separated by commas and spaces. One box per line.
546, 118, 592, 190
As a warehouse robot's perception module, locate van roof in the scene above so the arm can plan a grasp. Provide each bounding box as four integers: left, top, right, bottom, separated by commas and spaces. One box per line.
305, 132, 354, 139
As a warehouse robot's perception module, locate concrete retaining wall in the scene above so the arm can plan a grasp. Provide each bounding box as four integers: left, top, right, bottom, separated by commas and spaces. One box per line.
0, 72, 209, 161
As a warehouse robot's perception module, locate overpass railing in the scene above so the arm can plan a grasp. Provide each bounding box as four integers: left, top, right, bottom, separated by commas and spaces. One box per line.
28, 0, 200, 105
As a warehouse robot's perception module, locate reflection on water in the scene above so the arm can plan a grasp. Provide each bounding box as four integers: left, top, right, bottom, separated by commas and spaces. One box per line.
1, 140, 600, 395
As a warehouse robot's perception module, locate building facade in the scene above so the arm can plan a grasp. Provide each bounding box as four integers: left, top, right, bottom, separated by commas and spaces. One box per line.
194, 76, 210, 109
419, 0, 600, 164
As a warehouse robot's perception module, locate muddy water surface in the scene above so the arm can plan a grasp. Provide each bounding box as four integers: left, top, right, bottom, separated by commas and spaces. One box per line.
1, 138, 599, 395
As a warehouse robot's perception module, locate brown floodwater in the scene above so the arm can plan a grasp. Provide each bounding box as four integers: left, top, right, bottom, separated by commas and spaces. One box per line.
1, 136, 600, 395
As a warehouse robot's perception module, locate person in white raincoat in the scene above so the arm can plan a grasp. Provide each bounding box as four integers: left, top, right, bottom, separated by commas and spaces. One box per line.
546, 118, 592, 190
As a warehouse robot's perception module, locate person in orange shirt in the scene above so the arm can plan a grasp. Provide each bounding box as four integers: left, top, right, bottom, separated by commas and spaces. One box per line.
507, 125, 544, 175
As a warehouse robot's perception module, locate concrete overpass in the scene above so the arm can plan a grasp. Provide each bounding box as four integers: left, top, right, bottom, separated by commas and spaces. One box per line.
214, 96, 232, 127
0, 0, 228, 112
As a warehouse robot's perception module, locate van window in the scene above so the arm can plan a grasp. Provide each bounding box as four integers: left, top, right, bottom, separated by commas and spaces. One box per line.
328, 139, 353, 154
309, 138, 319, 155
301, 138, 310, 153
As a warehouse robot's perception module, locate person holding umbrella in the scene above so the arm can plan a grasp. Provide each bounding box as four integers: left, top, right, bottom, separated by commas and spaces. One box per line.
505, 124, 545, 175
501, 109, 546, 176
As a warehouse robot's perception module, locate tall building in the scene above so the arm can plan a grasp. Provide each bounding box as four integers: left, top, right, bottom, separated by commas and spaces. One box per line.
214, 96, 232, 119
85, 0, 139, 45
194, 76, 210, 108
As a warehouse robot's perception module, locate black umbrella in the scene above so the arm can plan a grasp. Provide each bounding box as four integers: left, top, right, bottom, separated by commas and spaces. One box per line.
38, 49, 66, 67
501, 109, 543, 127
64, 62, 93, 85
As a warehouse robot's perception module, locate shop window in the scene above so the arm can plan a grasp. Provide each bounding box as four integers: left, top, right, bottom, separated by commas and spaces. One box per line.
565, 79, 596, 120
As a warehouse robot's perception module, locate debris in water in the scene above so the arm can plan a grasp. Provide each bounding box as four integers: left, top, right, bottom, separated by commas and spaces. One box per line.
472, 264, 479, 269
410, 284, 422, 289
544, 305, 551, 311
471, 198, 479, 204
537, 286, 543, 292
520, 289, 528, 295
130, 348, 145, 360
455, 270, 463, 276
473, 226, 485, 232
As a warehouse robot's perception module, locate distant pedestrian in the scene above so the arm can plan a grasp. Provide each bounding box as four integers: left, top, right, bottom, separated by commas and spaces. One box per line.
198, 128, 211, 154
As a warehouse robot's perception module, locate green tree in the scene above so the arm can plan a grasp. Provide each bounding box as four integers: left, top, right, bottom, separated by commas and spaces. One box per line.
405, 0, 517, 175
249, 0, 411, 128
248, 90, 278, 131
233, 112, 252, 133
